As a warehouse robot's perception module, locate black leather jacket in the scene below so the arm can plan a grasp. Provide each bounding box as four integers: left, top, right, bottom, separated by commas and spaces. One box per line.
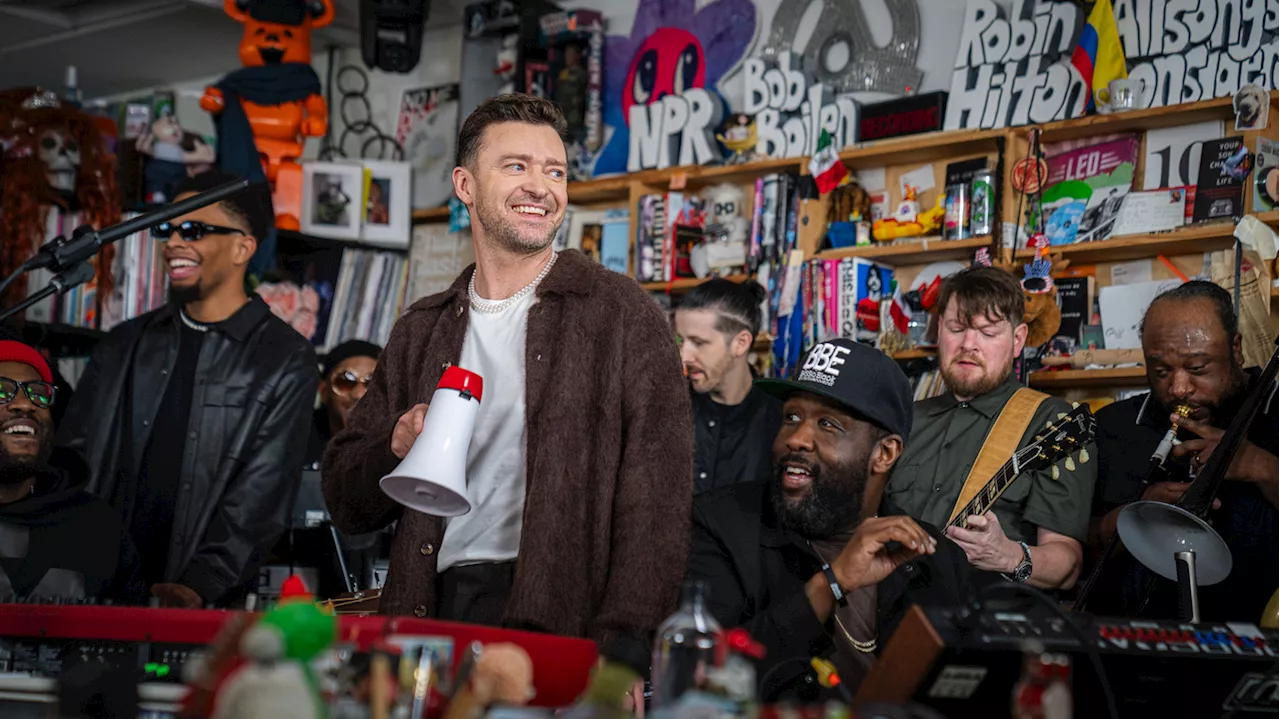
56, 297, 317, 605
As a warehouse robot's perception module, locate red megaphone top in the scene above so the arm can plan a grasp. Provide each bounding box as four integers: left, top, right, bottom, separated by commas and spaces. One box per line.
438, 366, 483, 402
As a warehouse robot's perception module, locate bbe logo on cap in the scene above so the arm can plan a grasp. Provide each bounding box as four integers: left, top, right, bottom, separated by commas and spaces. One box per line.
797, 342, 851, 386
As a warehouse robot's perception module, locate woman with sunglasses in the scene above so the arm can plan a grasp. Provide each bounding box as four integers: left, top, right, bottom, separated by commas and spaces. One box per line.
307, 340, 382, 467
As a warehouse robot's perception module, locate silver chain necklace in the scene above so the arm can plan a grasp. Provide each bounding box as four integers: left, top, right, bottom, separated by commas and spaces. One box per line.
180, 310, 210, 333
468, 252, 557, 314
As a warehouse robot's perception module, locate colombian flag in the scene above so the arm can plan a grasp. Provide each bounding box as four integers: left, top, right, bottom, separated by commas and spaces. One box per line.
1071, 0, 1128, 114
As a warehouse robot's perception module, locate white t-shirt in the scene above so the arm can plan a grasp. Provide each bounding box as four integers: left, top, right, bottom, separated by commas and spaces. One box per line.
436, 286, 535, 571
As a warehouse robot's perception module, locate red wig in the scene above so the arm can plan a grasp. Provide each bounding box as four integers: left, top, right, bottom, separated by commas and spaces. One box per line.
0, 87, 119, 312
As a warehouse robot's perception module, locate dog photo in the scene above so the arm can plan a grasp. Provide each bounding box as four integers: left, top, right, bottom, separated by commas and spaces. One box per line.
1233, 84, 1270, 131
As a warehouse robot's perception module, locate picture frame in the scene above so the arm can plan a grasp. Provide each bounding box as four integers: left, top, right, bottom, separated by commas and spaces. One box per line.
301, 161, 364, 240
360, 160, 412, 248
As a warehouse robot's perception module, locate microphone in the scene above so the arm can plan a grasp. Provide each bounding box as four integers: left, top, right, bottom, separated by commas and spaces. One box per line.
24, 178, 250, 273
1147, 404, 1191, 472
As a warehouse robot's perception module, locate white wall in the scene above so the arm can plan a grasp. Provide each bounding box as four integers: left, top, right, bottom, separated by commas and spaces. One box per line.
90, 0, 970, 165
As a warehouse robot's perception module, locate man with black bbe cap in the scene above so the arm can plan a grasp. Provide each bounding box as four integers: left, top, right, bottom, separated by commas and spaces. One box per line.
686, 338, 976, 700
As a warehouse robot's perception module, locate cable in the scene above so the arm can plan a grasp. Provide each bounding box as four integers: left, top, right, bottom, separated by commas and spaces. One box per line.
976, 582, 1121, 719
317, 45, 339, 162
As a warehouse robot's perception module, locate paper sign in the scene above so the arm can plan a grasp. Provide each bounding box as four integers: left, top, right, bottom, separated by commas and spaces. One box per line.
899, 164, 936, 198
1110, 259, 1152, 286
1099, 279, 1183, 349
856, 167, 886, 192
1110, 189, 1187, 237
1144, 121, 1223, 190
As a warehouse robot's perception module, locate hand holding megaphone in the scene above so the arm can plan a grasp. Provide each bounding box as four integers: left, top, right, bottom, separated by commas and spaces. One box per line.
380, 368, 483, 517
392, 403, 432, 459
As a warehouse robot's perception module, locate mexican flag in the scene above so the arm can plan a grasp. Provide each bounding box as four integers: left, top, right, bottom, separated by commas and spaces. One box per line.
808, 129, 848, 195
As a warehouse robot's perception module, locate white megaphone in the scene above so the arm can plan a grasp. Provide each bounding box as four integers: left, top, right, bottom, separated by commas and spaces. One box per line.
1116, 500, 1233, 585
379, 367, 483, 516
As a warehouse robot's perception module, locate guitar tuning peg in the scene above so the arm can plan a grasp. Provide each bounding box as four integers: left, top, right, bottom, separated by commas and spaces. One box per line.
1065, 457, 1076, 472
1058, 412, 1067, 420
1052, 465, 1060, 480
1079, 448, 1090, 463
1072, 401, 1080, 408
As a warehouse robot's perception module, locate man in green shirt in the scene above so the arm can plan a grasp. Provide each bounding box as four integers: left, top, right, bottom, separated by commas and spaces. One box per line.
885, 266, 1094, 591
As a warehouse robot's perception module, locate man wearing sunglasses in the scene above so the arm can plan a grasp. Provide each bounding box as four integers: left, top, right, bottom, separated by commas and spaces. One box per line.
0, 341, 145, 604
57, 170, 317, 609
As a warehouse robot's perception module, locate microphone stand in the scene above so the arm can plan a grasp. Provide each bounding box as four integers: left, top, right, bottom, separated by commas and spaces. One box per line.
0, 179, 250, 325
1073, 406, 1190, 612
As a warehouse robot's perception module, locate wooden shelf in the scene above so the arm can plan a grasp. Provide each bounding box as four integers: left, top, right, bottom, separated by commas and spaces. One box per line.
1014, 221, 1240, 264
632, 155, 805, 190
892, 348, 937, 360
816, 235, 992, 264
568, 175, 634, 204
838, 127, 1005, 168
411, 206, 450, 222
641, 274, 750, 292
1028, 366, 1148, 389
1261, 210, 1279, 227
1035, 93, 1277, 143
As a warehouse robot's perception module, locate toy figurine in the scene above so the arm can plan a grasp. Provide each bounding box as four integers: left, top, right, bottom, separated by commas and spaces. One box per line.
716, 114, 758, 164
136, 112, 216, 205
203, 0, 333, 246
211, 576, 336, 719
871, 185, 945, 242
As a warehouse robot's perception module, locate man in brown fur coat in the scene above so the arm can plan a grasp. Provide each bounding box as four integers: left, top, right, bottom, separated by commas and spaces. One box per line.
322, 94, 693, 661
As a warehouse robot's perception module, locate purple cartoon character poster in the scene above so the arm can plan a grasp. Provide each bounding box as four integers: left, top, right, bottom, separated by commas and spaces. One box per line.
594, 0, 756, 176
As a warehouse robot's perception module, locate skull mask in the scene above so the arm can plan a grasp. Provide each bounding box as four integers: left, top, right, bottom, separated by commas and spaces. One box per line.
38, 129, 80, 194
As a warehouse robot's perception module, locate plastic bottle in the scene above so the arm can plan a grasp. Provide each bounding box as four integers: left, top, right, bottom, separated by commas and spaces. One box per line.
650, 580, 721, 708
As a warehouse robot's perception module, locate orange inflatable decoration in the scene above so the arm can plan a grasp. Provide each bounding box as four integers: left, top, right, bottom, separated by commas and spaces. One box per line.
202, 0, 332, 234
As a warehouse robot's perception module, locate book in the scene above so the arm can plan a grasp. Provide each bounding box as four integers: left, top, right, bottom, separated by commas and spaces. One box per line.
1193, 136, 1248, 222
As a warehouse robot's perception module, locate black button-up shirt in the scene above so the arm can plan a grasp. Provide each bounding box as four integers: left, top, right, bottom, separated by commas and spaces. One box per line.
691, 386, 781, 494
1091, 369, 1278, 621
686, 481, 980, 701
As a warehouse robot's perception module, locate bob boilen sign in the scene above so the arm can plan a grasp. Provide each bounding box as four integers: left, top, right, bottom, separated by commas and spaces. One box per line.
627, 53, 858, 172
944, 0, 1277, 131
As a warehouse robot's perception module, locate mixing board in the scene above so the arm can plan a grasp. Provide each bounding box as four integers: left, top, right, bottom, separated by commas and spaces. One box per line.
859, 605, 1278, 717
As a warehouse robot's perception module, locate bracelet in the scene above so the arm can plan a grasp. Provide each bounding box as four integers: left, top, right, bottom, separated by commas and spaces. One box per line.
821, 563, 848, 608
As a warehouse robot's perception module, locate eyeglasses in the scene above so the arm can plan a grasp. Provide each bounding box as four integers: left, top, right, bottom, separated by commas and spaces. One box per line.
331, 370, 374, 396
0, 377, 56, 409
151, 220, 247, 242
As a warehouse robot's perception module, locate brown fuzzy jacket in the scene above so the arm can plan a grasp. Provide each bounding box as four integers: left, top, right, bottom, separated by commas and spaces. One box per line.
322, 249, 693, 653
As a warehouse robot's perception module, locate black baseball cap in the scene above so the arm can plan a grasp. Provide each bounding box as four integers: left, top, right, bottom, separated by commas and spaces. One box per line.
755, 338, 913, 441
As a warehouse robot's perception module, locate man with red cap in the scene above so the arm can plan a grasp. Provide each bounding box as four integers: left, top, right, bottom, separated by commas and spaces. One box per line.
0, 340, 144, 603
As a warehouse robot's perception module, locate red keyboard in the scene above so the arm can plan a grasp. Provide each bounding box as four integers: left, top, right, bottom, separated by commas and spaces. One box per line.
0, 603, 598, 707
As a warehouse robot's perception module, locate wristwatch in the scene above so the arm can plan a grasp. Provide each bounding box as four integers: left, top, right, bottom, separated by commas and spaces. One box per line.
1003, 541, 1033, 583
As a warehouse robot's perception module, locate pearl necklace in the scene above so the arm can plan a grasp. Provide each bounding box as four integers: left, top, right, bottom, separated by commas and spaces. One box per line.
468, 252, 557, 314
180, 310, 210, 333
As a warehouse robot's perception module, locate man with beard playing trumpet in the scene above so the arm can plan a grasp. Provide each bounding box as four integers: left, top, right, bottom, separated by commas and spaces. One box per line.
884, 266, 1095, 590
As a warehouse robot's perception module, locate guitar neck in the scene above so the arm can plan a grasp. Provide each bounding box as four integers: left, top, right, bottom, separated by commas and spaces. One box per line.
949, 459, 1018, 528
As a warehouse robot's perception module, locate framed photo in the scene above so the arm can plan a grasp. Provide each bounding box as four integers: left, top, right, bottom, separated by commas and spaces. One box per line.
361, 160, 412, 248
301, 161, 364, 240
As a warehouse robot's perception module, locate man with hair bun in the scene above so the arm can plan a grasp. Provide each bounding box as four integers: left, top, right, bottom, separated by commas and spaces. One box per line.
676, 278, 781, 494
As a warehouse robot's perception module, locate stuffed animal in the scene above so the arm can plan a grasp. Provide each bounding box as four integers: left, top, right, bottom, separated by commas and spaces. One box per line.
211, 576, 336, 719
979, 241, 1068, 349
202, 0, 333, 241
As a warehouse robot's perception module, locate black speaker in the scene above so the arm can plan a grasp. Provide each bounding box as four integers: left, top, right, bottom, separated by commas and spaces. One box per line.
360, 0, 428, 74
